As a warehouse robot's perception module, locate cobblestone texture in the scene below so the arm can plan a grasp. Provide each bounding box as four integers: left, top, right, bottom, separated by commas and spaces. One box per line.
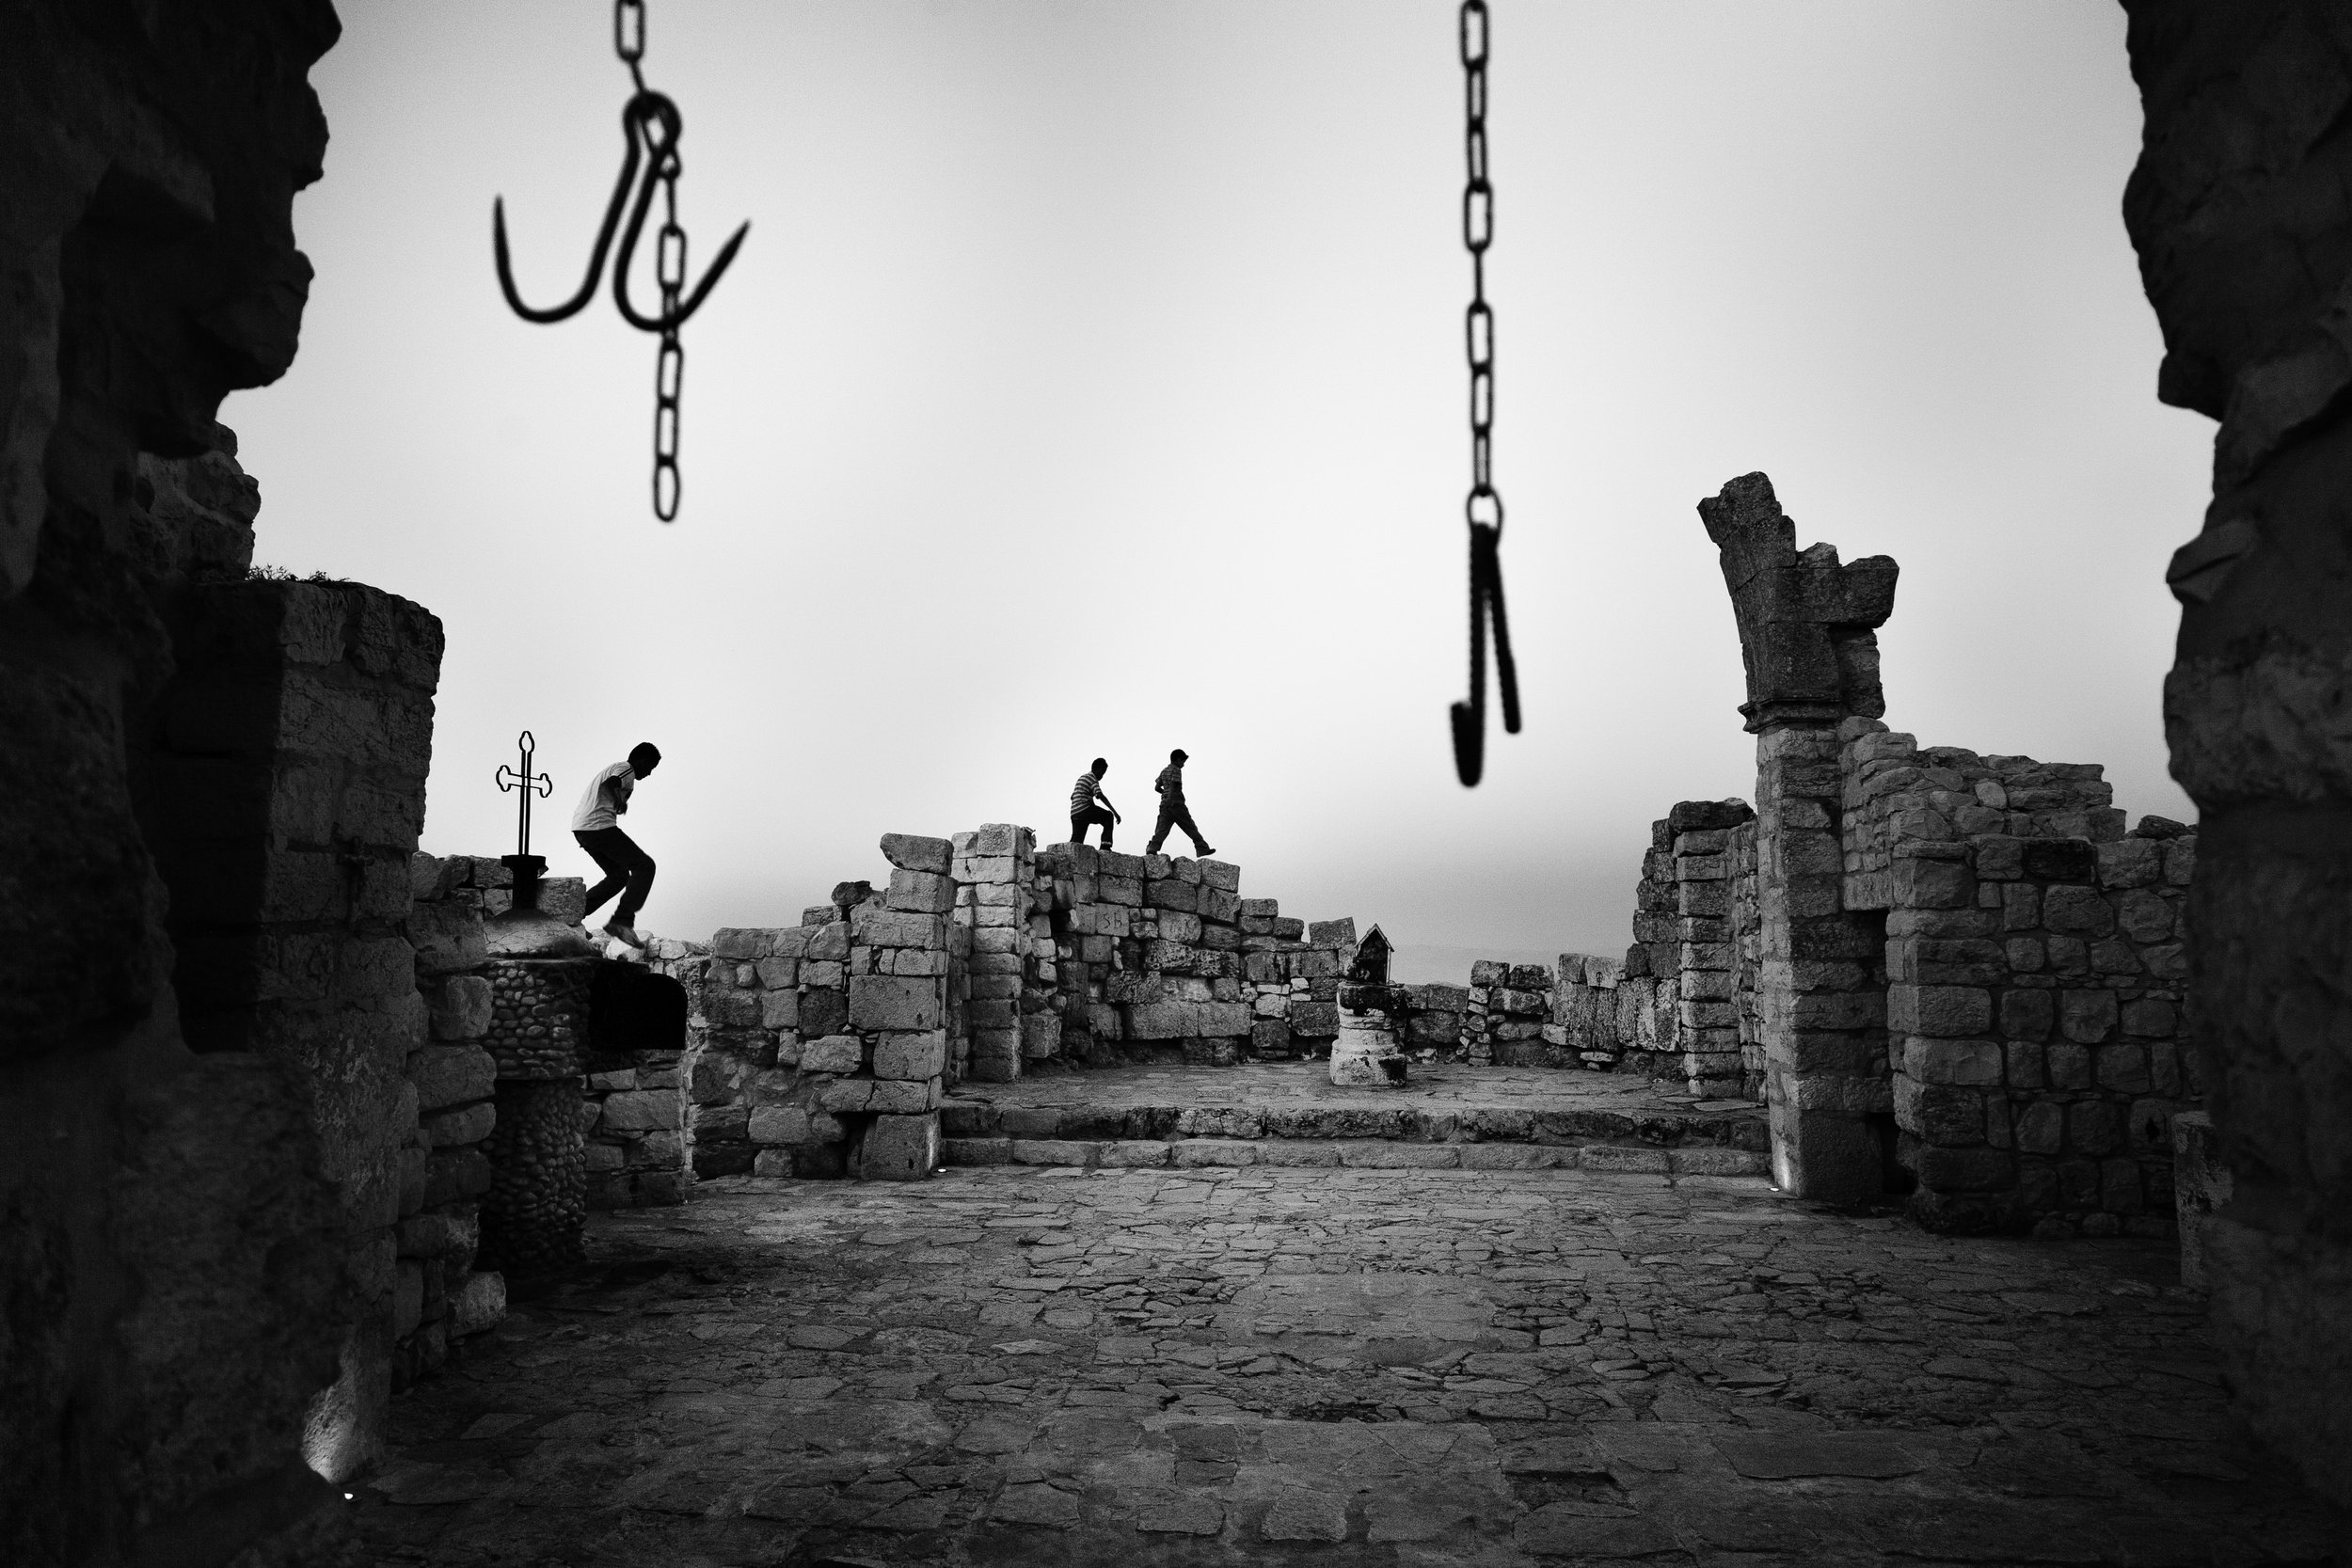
353, 1166, 2345, 1565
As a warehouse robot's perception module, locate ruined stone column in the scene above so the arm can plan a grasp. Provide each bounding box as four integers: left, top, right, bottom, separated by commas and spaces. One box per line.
2122, 6, 2352, 1504
476, 903, 596, 1271
1701, 474, 1898, 1204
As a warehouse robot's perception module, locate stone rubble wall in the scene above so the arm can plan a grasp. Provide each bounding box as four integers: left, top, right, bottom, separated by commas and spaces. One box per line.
1840, 721, 2201, 1237
678, 833, 955, 1181
648, 830, 1355, 1182
1549, 800, 1762, 1093
1465, 962, 1560, 1066
1549, 726, 2201, 1237
1029, 841, 1353, 1070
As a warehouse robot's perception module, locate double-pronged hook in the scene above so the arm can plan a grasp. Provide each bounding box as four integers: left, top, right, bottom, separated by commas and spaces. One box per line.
492, 91, 748, 335
1450, 518, 1521, 787
491, 0, 749, 525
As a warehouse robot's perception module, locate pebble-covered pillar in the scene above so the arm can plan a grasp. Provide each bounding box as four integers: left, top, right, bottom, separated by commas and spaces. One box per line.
478, 957, 593, 1270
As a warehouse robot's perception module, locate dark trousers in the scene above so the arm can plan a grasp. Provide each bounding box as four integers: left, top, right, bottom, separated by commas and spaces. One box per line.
1147, 800, 1208, 855
576, 827, 655, 922
1071, 805, 1116, 847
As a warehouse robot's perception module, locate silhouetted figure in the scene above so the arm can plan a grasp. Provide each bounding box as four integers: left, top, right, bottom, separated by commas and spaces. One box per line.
1146, 748, 1216, 857
574, 741, 661, 945
1070, 757, 1120, 847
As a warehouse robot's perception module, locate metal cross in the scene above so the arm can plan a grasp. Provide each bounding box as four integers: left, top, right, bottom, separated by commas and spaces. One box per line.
494, 730, 554, 859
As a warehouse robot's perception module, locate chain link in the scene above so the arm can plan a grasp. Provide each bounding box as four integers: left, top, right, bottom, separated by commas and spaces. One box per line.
614, 0, 647, 90
1449, 0, 1519, 787
654, 163, 685, 520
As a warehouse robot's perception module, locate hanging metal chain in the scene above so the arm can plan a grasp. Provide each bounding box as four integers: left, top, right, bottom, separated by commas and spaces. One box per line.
653, 155, 686, 519
491, 0, 747, 523
1449, 0, 1520, 787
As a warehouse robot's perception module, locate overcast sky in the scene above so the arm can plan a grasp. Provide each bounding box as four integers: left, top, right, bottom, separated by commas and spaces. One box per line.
228, 1, 2208, 979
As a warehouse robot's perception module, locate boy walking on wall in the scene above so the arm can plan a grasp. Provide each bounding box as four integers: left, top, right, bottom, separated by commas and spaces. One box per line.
1070, 757, 1120, 847
574, 741, 661, 945
1146, 748, 1216, 858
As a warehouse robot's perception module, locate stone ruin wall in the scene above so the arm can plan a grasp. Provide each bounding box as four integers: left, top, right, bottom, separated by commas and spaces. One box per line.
649, 830, 1360, 1182
1839, 721, 2199, 1238
1540, 722, 2200, 1237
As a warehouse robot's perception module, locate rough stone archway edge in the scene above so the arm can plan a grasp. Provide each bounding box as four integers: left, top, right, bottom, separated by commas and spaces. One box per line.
2112, 0, 2352, 1511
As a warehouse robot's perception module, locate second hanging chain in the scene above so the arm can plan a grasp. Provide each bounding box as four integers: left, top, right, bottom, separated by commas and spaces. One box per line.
1450, 0, 1521, 787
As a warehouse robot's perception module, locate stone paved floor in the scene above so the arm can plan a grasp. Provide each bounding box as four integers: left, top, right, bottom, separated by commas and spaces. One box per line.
354, 1166, 2348, 1567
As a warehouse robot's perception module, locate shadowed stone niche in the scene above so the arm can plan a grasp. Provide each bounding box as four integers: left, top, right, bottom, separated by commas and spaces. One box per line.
2122, 0, 2352, 1508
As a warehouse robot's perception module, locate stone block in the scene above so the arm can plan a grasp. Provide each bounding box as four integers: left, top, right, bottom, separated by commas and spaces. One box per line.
1197, 886, 1242, 924
599, 1089, 675, 1132
749, 1106, 812, 1145
868, 1080, 932, 1114
885, 868, 957, 914
881, 832, 954, 874
1308, 918, 1358, 948
1128, 1002, 1197, 1039
2058, 989, 2119, 1044
819, 1080, 874, 1113
854, 909, 946, 949
1905, 1037, 2004, 1086
1022, 1012, 1062, 1060
410, 1045, 496, 1112
860, 1114, 940, 1180
759, 990, 800, 1031
1289, 1000, 1339, 1037
1199, 1002, 1252, 1037
808, 921, 852, 960
710, 927, 777, 959
1887, 984, 1992, 1037
874, 1031, 947, 1080
1199, 859, 1241, 891
423, 1102, 495, 1147
1145, 879, 1199, 913
410, 897, 486, 976
850, 974, 944, 1032
2042, 885, 2116, 936
428, 974, 493, 1040
799, 1035, 864, 1075
2095, 1042, 2153, 1094
449, 1271, 506, 1337
1998, 989, 2054, 1040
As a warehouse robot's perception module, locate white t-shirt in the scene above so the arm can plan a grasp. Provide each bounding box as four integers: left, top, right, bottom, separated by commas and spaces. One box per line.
572, 762, 635, 832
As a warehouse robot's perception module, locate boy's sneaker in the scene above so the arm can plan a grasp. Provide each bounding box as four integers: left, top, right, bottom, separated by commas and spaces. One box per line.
603, 918, 643, 947
1197, 847, 1217, 857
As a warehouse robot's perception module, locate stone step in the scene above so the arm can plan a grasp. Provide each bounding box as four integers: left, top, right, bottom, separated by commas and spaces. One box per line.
938, 1100, 1768, 1152
940, 1134, 1768, 1175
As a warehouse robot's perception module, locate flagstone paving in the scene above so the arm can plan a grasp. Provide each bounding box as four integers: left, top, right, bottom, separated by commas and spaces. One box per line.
352, 1165, 2348, 1566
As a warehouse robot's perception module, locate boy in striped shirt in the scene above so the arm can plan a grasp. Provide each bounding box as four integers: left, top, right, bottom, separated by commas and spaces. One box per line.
1070, 758, 1120, 847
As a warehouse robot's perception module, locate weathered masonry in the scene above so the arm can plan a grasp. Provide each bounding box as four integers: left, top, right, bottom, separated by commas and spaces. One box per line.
642, 831, 1360, 1181
1549, 474, 2200, 1243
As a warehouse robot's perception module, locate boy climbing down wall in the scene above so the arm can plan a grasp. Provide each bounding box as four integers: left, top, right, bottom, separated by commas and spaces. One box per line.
574, 740, 661, 945
1146, 747, 1215, 858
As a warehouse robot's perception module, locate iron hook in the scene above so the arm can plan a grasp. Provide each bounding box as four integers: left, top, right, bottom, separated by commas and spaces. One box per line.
1449, 520, 1520, 786
491, 101, 645, 324
612, 91, 751, 335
